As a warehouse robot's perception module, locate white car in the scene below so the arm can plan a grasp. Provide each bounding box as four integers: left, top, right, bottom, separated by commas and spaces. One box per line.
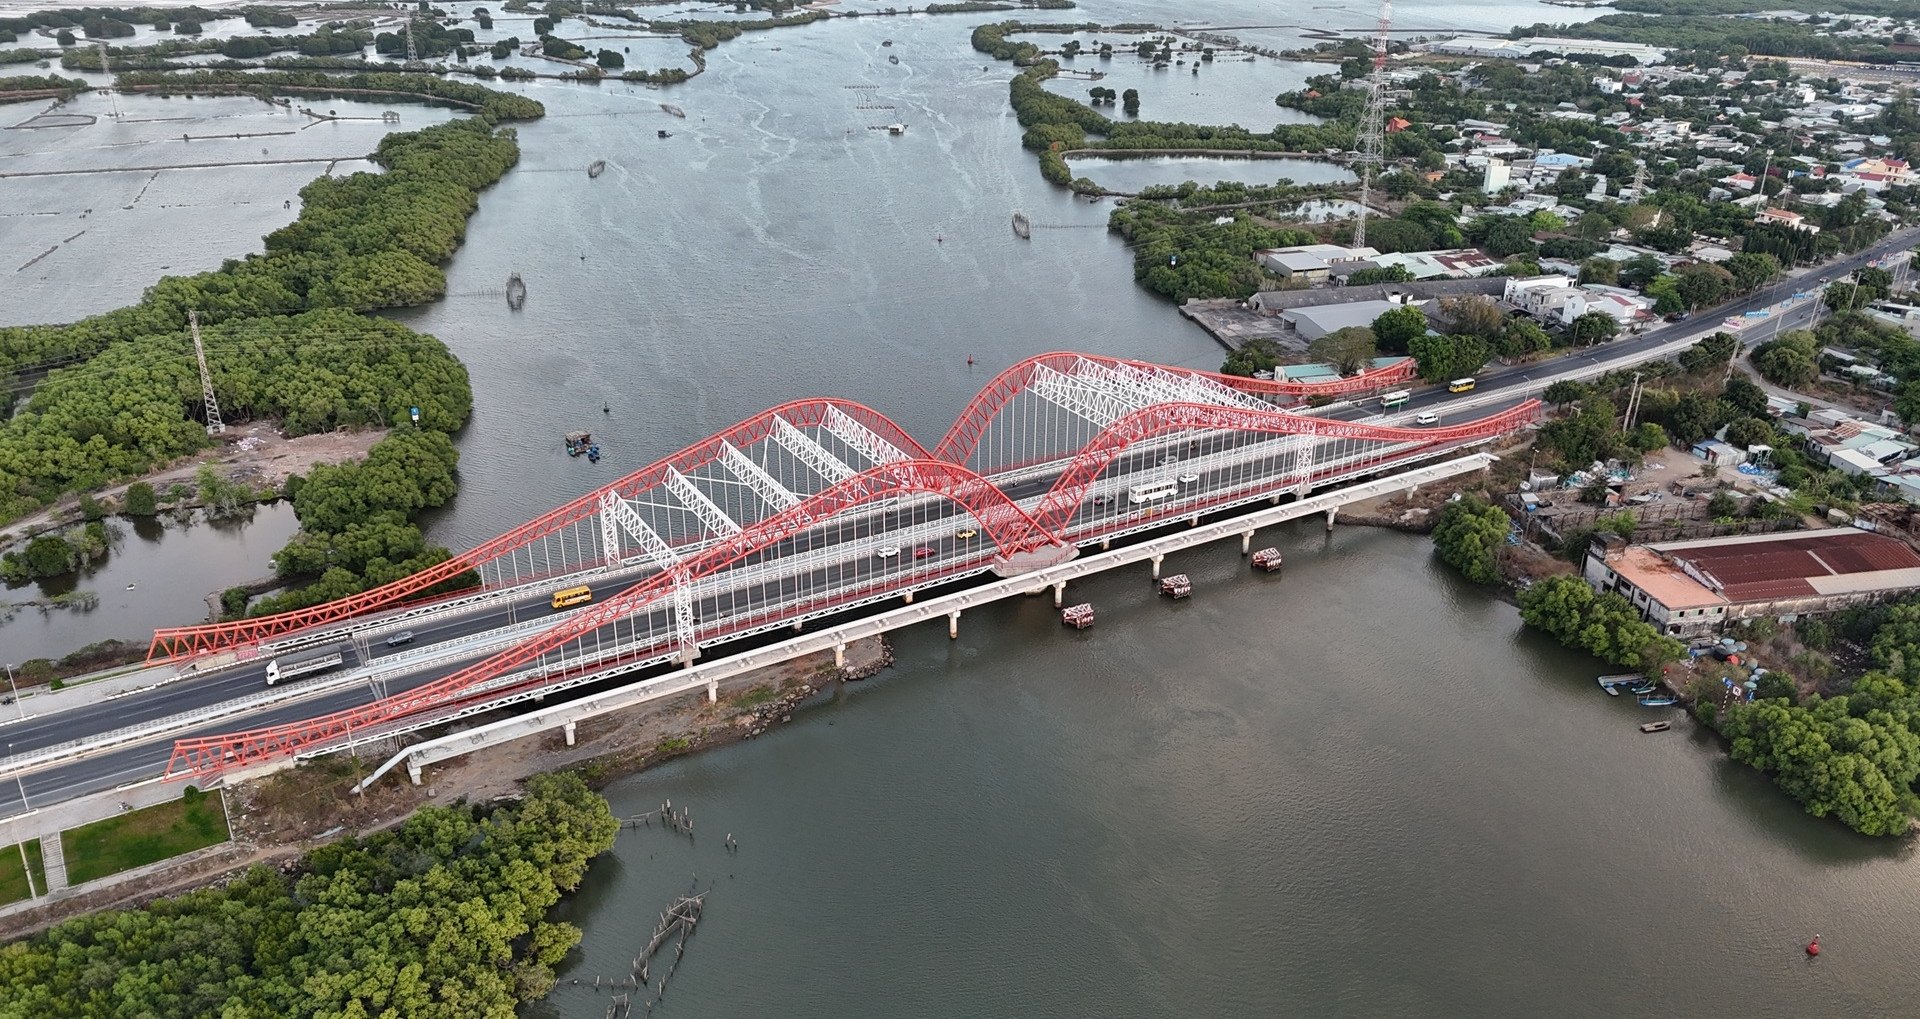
1177, 473, 1200, 485
1415, 412, 1440, 426
877, 546, 901, 559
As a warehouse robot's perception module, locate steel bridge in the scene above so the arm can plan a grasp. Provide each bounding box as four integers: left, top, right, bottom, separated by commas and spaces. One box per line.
159, 352, 1534, 780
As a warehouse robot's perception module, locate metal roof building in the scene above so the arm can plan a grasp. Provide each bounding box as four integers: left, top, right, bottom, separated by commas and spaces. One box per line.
1584, 528, 1920, 636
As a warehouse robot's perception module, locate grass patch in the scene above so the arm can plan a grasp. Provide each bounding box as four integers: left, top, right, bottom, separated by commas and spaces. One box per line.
733, 685, 779, 709
655, 736, 691, 755
0, 839, 46, 905
61, 789, 231, 886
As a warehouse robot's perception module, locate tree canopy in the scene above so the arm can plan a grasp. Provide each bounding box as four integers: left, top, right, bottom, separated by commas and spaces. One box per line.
0, 773, 621, 1017
1432, 496, 1508, 584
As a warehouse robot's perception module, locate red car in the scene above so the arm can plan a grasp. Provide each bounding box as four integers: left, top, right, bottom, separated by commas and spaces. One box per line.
914, 546, 935, 559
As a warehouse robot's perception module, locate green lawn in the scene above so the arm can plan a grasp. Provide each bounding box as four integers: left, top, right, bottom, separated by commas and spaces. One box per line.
61, 792, 231, 886
0, 839, 46, 906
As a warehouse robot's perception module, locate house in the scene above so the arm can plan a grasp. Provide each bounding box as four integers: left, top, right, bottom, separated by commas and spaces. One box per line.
1482, 159, 1511, 194
1755, 208, 1819, 233
1277, 299, 1415, 342
1720, 171, 1759, 191
1582, 528, 1920, 636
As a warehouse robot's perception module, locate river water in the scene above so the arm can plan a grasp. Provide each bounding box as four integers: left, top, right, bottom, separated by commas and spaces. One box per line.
20, 2, 1916, 1013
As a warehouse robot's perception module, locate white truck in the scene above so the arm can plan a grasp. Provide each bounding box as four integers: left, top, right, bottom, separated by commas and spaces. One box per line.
265, 643, 350, 686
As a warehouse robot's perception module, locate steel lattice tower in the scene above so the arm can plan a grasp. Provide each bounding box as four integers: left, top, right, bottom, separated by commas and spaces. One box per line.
1351, 0, 1392, 250
404, 18, 418, 63
189, 310, 225, 436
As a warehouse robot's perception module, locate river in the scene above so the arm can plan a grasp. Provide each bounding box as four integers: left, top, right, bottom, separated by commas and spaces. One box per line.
19, 1, 1912, 1013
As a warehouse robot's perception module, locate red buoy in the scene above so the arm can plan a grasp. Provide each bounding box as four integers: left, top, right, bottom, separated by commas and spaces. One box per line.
1806, 935, 1821, 957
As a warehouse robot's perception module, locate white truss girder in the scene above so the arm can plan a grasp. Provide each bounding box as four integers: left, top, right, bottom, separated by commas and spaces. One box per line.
773, 416, 857, 484
600, 492, 676, 568
720, 441, 803, 512
823, 406, 909, 466
1030, 364, 1138, 427
666, 467, 742, 538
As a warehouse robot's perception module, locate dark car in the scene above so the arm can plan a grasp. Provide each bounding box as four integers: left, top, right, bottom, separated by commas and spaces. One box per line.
1664, 311, 1690, 322
384, 631, 416, 648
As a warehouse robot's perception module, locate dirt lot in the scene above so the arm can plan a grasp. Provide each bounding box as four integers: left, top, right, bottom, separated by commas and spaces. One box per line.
1, 422, 385, 547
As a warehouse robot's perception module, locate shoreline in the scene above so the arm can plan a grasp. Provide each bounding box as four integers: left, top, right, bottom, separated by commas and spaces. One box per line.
0, 634, 894, 938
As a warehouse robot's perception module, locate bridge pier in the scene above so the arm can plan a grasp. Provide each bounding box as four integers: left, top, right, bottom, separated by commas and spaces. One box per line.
1053, 581, 1065, 607
563, 720, 576, 747
1241, 531, 1253, 555
835, 643, 846, 668
1190, 514, 1200, 527
406, 755, 423, 786
948, 611, 961, 639
706, 680, 718, 703
1151, 554, 1164, 581
792, 619, 803, 632
903, 590, 914, 604
1100, 537, 1110, 551
1325, 506, 1339, 531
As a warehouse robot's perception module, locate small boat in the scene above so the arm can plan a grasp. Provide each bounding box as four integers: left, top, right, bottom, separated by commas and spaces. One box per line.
660, 103, 685, 118
1640, 721, 1671, 733
1596, 674, 1643, 690
1604, 685, 1620, 697
565, 430, 592, 457
587, 159, 606, 178
1630, 682, 1657, 695
657, 129, 671, 138
882, 39, 893, 47
888, 54, 899, 65
886, 123, 906, 135
1011, 210, 1031, 239
505, 272, 527, 310
1638, 693, 1679, 707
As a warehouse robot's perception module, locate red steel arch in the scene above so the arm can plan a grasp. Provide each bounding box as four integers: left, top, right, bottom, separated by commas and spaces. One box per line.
1026, 399, 1542, 535
148, 398, 929, 662
166, 459, 1051, 778
930, 352, 1418, 467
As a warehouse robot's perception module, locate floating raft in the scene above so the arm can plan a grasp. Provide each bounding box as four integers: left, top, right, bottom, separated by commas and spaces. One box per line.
1251, 548, 1283, 573
1061, 603, 1094, 629
1158, 574, 1191, 599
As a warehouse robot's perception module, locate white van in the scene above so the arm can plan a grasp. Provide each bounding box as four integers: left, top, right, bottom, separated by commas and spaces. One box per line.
1415, 412, 1440, 426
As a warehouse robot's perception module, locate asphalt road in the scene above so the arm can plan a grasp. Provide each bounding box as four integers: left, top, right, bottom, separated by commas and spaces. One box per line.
6, 230, 1914, 812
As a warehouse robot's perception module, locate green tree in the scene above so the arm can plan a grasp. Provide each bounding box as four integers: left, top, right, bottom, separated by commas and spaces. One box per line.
1432, 496, 1509, 584
1675, 262, 1734, 309
1370, 304, 1430, 354
596, 48, 624, 68
1570, 311, 1619, 347
1678, 331, 1739, 375
1308, 326, 1376, 376
1440, 295, 1505, 339
1408, 333, 1491, 383
1724, 251, 1782, 293
121, 481, 157, 516
1121, 87, 1139, 115
1578, 256, 1620, 287
1629, 421, 1670, 453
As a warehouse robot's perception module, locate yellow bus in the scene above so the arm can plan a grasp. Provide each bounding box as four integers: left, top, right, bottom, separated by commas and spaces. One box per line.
1447, 377, 1476, 393
550, 585, 593, 610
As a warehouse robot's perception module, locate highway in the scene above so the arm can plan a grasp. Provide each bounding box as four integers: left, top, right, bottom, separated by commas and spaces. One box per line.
2, 229, 1912, 811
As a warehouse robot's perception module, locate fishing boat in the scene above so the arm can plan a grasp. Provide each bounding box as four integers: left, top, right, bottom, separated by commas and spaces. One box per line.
505, 272, 527, 310
1640, 721, 1671, 733
888, 54, 899, 65
1638, 693, 1679, 707
587, 159, 606, 178
660, 103, 685, 118
565, 430, 592, 457
658, 129, 671, 138
1596, 673, 1643, 691
1011, 210, 1031, 239
1630, 681, 1657, 695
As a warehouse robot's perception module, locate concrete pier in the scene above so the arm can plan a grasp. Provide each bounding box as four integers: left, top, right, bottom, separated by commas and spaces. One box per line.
948, 611, 961, 639
834, 643, 846, 667
564, 720, 577, 746
1151, 553, 1165, 580
1053, 581, 1066, 607
1325, 507, 1339, 531
1241, 531, 1253, 554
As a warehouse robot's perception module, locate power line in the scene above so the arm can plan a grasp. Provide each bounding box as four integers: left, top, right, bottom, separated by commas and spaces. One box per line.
1351, 0, 1392, 251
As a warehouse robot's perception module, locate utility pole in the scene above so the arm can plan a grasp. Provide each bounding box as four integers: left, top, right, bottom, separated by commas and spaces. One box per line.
188, 310, 225, 436
1351, 0, 1392, 250
1623, 371, 1644, 430
1629, 160, 1650, 202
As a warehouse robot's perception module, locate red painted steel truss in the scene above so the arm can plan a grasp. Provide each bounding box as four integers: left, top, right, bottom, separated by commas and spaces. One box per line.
165, 460, 1048, 778
146, 398, 929, 662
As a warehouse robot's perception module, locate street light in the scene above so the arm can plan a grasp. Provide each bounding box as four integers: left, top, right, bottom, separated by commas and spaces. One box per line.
3, 664, 19, 719
6, 742, 34, 899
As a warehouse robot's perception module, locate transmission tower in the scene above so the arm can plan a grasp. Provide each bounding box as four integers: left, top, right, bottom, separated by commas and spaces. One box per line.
404, 17, 418, 63
95, 42, 120, 119
1629, 160, 1650, 202
1351, 0, 1392, 250
188, 310, 225, 436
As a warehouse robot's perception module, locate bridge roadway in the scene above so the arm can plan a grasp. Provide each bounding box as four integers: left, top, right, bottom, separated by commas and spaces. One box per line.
0, 424, 1453, 810
3, 230, 1911, 811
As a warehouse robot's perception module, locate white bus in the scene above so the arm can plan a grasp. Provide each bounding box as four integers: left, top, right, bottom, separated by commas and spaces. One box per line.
1380, 389, 1411, 410
1128, 481, 1177, 504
